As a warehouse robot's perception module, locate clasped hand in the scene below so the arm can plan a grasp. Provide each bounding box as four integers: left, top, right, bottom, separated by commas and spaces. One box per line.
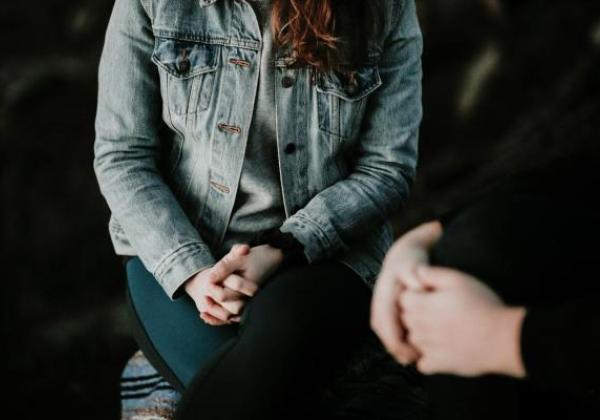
183, 243, 284, 326
370, 221, 526, 378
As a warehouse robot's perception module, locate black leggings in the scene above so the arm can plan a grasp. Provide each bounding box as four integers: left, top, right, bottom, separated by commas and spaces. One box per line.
424, 190, 600, 419
125, 257, 372, 420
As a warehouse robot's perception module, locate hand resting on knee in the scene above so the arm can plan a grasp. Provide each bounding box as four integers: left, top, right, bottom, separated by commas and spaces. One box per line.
182, 243, 285, 326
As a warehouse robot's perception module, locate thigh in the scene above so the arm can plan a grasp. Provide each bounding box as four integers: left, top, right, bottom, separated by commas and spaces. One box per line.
244, 258, 371, 341
174, 259, 372, 420
125, 256, 238, 392
240, 258, 373, 378
430, 191, 599, 306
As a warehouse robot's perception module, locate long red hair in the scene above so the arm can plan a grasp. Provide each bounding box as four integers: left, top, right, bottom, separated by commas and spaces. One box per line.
271, 0, 377, 71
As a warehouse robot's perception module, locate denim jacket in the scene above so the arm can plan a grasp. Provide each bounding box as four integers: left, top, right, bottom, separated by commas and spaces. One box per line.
93, 0, 423, 300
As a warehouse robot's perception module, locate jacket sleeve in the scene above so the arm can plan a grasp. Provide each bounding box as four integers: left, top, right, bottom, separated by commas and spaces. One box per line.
93, 0, 216, 300
520, 294, 600, 398
279, 0, 423, 263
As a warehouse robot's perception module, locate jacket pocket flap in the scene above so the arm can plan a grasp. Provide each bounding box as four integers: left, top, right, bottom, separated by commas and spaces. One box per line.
316, 65, 382, 102
151, 37, 218, 79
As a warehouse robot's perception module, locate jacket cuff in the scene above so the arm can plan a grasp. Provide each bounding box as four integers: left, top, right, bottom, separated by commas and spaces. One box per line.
152, 242, 217, 301
279, 211, 348, 263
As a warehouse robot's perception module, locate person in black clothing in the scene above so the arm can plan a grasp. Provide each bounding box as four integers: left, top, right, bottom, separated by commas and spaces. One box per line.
371, 152, 600, 419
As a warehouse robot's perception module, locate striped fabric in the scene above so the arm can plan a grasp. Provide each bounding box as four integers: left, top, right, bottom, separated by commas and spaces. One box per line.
120, 351, 180, 420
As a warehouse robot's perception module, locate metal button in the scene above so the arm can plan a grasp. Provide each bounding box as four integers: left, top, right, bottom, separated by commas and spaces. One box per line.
284, 143, 296, 154
217, 123, 241, 135
209, 180, 231, 194
229, 58, 251, 68
345, 82, 359, 95
345, 71, 360, 95
178, 59, 190, 74
281, 76, 295, 88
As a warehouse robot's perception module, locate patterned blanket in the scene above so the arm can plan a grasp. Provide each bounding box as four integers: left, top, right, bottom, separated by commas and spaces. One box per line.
120, 351, 181, 420
120, 340, 427, 420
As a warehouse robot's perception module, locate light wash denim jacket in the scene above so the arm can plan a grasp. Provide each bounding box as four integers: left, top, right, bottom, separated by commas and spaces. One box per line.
93, 0, 423, 300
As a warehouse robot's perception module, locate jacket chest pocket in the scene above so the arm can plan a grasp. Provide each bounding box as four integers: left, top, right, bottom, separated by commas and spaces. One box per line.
316, 65, 382, 140
151, 37, 219, 116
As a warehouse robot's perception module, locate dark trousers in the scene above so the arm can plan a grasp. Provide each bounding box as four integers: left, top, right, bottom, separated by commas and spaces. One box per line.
424, 188, 600, 420
125, 256, 372, 420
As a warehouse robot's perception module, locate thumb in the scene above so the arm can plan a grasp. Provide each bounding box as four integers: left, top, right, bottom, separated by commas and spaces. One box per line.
415, 264, 462, 290
405, 220, 443, 249
210, 244, 250, 283
232, 243, 250, 256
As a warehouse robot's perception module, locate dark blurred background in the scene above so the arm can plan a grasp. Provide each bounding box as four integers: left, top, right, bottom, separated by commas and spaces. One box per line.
2, 0, 599, 418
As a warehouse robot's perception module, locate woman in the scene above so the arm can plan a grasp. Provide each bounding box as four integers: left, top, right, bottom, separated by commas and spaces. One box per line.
93, 0, 422, 418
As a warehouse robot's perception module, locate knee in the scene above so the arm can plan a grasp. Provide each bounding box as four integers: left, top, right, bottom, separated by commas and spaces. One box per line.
430, 196, 507, 274
243, 274, 314, 338
429, 193, 558, 302
434, 193, 547, 267
240, 263, 369, 347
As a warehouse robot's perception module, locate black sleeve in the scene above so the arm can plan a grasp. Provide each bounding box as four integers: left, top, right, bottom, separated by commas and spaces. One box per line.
520, 293, 600, 399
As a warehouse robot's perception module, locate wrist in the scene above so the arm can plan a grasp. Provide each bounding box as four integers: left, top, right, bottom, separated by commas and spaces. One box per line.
183, 276, 196, 297
184, 276, 194, 295
491, 306, 527, 378
183, 265, 211, 295
253, 227, 308, 269
265, 244, 285, 265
